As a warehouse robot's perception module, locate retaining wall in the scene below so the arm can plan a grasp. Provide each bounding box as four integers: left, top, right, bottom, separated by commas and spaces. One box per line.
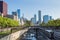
0, 29, 28, 40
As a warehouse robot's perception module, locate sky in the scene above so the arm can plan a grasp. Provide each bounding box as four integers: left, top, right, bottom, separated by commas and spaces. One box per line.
4, 0, 60, 20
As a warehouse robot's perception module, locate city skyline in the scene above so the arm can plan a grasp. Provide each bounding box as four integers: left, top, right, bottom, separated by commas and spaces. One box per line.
4, 0, 60, 20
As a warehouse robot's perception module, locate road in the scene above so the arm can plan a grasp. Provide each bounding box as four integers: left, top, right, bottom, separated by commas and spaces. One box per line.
18, 27, 60, 40
54, 30, 60, 40
19, 27, 50, 40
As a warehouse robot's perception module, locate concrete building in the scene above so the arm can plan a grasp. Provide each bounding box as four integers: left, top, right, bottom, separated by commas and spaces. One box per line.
38, 10, 41, 24
43, 15, 50, 23
0, 12, 3, 17
0, 1, 7, 16
20, 17, 25, 25
6, 12, 18, 21
6, 15, 14, 19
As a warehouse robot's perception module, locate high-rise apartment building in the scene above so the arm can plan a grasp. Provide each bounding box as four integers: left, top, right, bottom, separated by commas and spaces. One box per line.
0, 1, 7, 16
34, 14, 36, 24
38, 10, 41, 24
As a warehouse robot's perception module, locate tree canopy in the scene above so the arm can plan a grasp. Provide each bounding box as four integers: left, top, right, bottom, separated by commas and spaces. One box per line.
40, 19, 60, 27
24, 20, 31, 27
0, 16, 19, 28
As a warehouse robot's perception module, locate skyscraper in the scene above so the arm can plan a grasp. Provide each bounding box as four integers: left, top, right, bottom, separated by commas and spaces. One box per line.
43, 15, 50, 23
31, 14, 36, 24
12, 12, 18, 21
34, 14, 36, 24
17, 9, 20, 19
31, 18, 35, 24
0, 1, 7, 16
50, 16, 52, 20
12, 11, 17, 16
38, 10, 41, 24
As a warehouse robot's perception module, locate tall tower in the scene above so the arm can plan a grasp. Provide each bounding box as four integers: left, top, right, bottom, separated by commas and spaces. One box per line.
17, 9, 20, 19
34, 14, 36, 24
38, 10, 41, 24
0, 1, 7, 16
12, 12, 18, 21
43, 15, 50, 23
50, 16, 52, 20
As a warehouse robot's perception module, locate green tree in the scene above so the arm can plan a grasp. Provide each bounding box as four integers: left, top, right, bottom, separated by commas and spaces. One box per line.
0, 16, 19, 28
24, 20, 31, 27
40, 19, 60, 28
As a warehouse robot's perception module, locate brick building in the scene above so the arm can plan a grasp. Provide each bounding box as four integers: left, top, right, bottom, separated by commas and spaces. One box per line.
0, 1, 7, 16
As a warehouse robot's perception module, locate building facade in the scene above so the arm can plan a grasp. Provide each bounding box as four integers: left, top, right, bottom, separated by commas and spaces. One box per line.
0, 1, 7, 16
6, 15, 14, 19
34, 14, 36, 24
12, 12, 18, 21
31, 14, 36, 25
38, 10, 41, 24
6, 12, 18, 21
31, 18, 35, 24
43, 15, 50, 23
50, 16, 52, 20
17, 9, 20, 19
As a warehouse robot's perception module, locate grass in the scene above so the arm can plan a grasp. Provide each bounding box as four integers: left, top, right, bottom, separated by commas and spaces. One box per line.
0, 31, 10, 35
0, 31, 11, 38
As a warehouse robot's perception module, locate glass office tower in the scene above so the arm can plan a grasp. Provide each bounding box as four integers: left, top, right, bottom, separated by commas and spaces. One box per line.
17, 9, 20, 19
38, 10, 41, 24
43, 15, 50, 23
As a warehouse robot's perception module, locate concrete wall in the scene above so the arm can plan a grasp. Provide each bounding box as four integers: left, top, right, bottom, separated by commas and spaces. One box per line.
0, 29, 28, 40
0, 28, 11, 32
